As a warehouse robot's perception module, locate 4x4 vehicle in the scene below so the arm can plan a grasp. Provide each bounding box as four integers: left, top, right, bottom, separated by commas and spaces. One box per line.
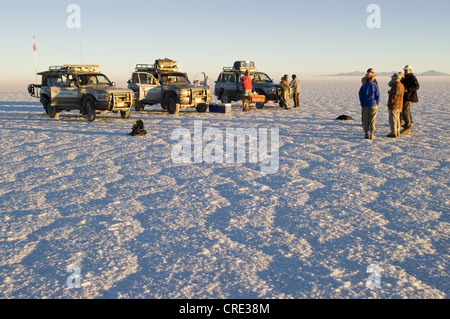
128, 58, 212, 114
214, 61, 282, 108
28, 65, 134, 121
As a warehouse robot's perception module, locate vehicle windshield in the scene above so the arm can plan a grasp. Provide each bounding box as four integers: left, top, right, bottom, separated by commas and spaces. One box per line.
251, 72, 272, 83
160, 73, 190, 85
78, 74, 112, 86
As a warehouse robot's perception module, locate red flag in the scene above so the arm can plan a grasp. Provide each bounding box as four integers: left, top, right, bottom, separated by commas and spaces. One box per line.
33, 37, 37, 52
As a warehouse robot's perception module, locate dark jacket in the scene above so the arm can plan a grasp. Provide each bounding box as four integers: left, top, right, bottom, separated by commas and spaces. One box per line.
401, 73, 420, 102
359, 82, 380, 108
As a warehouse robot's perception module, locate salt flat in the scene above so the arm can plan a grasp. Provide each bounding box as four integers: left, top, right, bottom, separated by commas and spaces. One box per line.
0, 76, 448, 298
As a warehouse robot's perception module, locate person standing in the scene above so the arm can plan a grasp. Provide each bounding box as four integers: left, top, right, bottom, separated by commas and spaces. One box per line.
387, 73, 405, 138
360, 68, 378, 125
242, 70, 253, 112
400, 65, 420, 135
361, 68, 378, 85
280, 74, 291, 109
359, 76, 380, 139
290, 74, 300, 108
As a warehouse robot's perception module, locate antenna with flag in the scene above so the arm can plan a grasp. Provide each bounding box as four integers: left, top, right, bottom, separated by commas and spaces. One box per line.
33, 36, 38, 83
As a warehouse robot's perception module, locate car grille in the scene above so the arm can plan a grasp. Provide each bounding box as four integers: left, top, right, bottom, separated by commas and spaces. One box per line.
112, 93, 132, 108
192, 89, 207, 97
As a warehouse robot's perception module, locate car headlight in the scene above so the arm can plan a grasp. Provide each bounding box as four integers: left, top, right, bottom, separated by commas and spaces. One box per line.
97, 93, 110, 101
178, 89, 190, 97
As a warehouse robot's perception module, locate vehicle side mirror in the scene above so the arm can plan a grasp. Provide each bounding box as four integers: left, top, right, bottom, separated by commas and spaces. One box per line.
112, 81, 116, 86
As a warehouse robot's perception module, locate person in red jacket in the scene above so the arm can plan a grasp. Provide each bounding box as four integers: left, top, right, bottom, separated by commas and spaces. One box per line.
242, 70, 253, 111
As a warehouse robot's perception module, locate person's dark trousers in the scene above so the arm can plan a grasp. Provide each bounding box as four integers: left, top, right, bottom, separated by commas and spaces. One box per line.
402, 101, 413, 129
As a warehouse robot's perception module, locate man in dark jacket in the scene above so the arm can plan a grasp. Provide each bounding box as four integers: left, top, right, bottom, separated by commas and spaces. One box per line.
400, 65, 420, 134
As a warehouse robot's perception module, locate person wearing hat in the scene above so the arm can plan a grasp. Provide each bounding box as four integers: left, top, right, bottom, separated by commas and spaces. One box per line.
361, 68, 378, 125
361, 68, 379, 85
400, 65, 420, 134
280, 74, 291, 109
387, 73, 405, 138
359, 76, 380, 139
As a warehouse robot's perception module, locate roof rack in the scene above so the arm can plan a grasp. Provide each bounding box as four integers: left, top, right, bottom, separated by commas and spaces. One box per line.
135, 64, 156, 72
135, 58, 180, 72
44, 65, 101, 73
63, 65, 101, 73
49, 65, 65, 71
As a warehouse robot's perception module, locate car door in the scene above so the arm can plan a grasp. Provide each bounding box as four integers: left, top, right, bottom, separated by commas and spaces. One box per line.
221, 73, 234, 97
140, 73, 161, 104
48, 75, 78, 108
228, 72, 241, 99
57, 74, 79, 108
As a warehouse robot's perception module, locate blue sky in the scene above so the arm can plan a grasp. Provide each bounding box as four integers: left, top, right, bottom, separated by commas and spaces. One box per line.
1, 0, 449, 83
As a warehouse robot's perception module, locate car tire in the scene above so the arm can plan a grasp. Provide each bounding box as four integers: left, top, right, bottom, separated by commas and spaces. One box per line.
195, 103, 208, 113
220, 91, 230, 103
135, 101, 144, 112
85, 97, 96, 122
256, 102, 265, 109
121, 110, 131, 119
40, 97, 50, 115
47, 103, 60, 119
165, 95, 180, 115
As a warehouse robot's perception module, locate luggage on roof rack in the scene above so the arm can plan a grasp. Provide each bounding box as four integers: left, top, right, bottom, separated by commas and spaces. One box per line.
46, 65, 100, 73
154, 58, 179, 71
135, 59, 180, 72
63, 65, 101, 73
233, 61, 256, 72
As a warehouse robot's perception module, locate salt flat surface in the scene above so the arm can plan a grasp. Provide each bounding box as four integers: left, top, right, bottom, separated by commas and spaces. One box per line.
0, 76, 448, 298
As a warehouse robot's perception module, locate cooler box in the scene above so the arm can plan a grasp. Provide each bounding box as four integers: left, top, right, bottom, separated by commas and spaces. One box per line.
241, 95, 266, 103
251, 95, 266, 103
209, 103, 232, 113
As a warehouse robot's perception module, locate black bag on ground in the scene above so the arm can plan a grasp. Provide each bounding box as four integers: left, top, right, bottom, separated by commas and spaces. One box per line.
130, 119, 147, 136
336, 115, 354, 121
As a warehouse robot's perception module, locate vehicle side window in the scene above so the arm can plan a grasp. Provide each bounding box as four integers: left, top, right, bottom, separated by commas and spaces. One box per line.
148, 75, 158, 85
132, 73, 139, 84
78, 75, 88, 86
60, 75, 73, 87
228, 74, 237, 83
139, 73, 148, 84
48, 77, 60, 87
222, 73, 230, 83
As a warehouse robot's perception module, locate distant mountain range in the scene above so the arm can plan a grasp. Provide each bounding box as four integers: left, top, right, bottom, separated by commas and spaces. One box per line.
332, 70, 450, 76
